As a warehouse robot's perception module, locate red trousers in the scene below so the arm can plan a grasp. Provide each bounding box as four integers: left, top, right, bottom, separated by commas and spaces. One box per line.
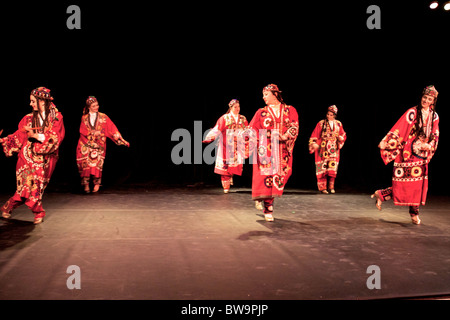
1, 196, 46, 219
257, 198, 274, 214
82, 176, 101, 186
317, 176, 335, 191
221, 175, 232, 191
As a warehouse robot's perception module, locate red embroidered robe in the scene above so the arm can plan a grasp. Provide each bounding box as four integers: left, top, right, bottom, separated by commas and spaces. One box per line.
309, 119, 346, 179
206, 113, 248, 176
248, 105, 299, 200
1, 106, 65, 208
76, 112, 127, 179
379, 107, 439, 206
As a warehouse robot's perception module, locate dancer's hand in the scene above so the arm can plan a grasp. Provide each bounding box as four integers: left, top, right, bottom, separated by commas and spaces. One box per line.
23, 126, 39, 140
421, 143, 432, 151
280, 133, 289, 141
202, 136, 215, 143
121, 138, 130, 147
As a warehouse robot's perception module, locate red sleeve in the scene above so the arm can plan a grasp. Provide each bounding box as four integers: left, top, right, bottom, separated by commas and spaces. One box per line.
379, 108, 415, 165
215, 115, 226, 133
204, 115, 225, 142
309, 121, 323, 144
105, 115, 127, 146
249, 109, 262, 131
79, 115, 89, 137
1, 115, 31, 157
285, 106, 299, 140
338, 121, 346, 149
428, 112, 439, 161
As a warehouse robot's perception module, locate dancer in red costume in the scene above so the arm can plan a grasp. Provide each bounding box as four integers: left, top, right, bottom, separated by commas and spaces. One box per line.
372, 85, 440, 225
248, 84, 299, 221
0, 87, 65, 224
309, 105, 346, 194
76, 96, 129, 193
204, 99, 248, 193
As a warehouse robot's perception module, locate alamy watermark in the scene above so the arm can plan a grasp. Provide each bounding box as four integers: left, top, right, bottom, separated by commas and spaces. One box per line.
66, 5, 81, 30
366, 265, 381, 290
65, 5, 381, 31
170, 121, 281, 171
366, 5, 381, 30
66, 265, 81, 290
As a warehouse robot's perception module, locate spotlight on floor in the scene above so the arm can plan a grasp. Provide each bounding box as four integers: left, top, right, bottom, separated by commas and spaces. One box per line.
430, 1, 439, 9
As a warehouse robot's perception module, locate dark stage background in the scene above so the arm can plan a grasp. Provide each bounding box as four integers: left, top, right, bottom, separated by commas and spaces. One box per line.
1, 1, 448, 195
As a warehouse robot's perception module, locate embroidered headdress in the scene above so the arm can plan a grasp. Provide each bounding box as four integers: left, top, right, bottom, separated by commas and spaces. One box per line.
328, 105, 338, 114
86, 96, 98, 105
422, 85, 438, 110
263, 84, 282, 93
31, 87, 53, 101
422, 85, 438, 98
263, 83, 284, 103
228, 99, 239, 108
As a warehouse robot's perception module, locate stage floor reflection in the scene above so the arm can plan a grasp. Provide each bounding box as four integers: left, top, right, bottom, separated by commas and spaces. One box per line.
1, 187, 450, 300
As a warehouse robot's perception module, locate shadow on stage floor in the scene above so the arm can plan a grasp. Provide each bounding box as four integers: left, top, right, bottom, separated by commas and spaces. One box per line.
1, 186, 450, 300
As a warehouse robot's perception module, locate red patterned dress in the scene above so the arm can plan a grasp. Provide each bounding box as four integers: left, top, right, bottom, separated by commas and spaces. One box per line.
76, 112, 128, 185
309, 119, 346, 191
205, 112, 248, 192
1, 105, 65, 220
249, 104, 299, 201
378, 107, 439, 208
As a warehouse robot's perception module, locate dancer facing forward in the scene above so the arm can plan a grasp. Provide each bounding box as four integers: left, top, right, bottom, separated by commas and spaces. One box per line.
204, 99, 248, 193
76, 96, 129, 193
309, 105, 346, 194
372, 85, 440, 225
0, 87, 65, 224
248, 84, 299, 221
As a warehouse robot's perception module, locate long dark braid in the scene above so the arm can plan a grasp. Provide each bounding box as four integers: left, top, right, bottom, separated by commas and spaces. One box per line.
412, 99, 436, 143
32, 99, 51, 133
83, 102, 91, 115
413, 105, 424, 137
321, 118, 328, 136
428, 108, 436, 143
273, 91, 284, 104
321, 112, 337, 137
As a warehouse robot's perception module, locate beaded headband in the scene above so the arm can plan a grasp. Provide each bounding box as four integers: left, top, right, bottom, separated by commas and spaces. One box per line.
263, 84, 282, 93
31, 87, 53, 101
86, 96, 98, 105
228, 99, 239, 108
